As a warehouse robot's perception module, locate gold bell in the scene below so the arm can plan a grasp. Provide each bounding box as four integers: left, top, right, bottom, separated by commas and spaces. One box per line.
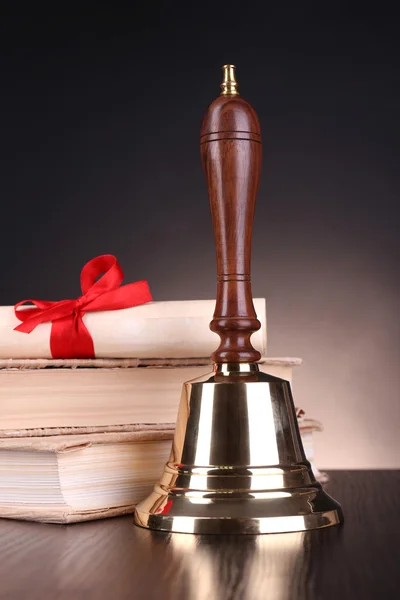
134, 66, 343, 534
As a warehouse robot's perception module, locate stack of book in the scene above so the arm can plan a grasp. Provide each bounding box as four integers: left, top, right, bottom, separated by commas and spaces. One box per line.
0, 299, 324, 524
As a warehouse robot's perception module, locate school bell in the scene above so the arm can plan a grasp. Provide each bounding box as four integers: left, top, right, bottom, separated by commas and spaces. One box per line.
134, 65, 343, 534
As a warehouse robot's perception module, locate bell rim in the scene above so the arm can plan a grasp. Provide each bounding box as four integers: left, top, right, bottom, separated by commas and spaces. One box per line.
134, 487, 344, 535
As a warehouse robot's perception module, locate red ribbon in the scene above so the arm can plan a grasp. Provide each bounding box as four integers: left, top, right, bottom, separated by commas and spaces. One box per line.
14, 254, 152, 359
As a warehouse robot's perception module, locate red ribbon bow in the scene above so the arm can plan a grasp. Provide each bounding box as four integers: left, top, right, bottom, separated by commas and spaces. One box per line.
14, 254, 152, 359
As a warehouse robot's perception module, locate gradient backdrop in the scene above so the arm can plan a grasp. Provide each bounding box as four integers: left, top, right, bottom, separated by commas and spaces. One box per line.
1, 10, 399, 468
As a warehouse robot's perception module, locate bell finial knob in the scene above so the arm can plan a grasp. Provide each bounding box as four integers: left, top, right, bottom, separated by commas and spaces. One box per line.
221, 64, 239, 96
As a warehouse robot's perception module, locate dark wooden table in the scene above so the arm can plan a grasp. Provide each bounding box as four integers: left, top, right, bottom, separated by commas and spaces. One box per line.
0, 471, 399, 599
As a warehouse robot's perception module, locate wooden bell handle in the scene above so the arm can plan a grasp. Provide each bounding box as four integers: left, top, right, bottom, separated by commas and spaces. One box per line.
200, 65, 262, 363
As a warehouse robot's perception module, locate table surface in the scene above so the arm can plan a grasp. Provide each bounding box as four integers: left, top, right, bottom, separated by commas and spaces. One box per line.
0, 471, 399, 600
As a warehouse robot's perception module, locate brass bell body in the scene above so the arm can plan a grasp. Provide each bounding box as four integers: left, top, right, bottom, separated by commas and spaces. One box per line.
134, 364, 343, 534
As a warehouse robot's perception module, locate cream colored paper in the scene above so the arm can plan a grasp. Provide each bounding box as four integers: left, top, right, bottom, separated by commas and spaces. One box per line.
0, 299, 267, 359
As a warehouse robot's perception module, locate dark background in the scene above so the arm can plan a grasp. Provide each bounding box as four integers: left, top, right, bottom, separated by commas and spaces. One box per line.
0, 8, 399, 466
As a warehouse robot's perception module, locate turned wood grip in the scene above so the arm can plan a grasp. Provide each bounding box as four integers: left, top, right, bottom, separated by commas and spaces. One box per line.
200, 70, 262, 363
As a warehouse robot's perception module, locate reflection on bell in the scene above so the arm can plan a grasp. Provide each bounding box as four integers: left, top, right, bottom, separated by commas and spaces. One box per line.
134, 363, 343, 534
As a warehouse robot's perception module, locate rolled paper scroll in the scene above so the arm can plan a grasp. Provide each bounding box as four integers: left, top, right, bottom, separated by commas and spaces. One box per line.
0, 298, 267, 360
